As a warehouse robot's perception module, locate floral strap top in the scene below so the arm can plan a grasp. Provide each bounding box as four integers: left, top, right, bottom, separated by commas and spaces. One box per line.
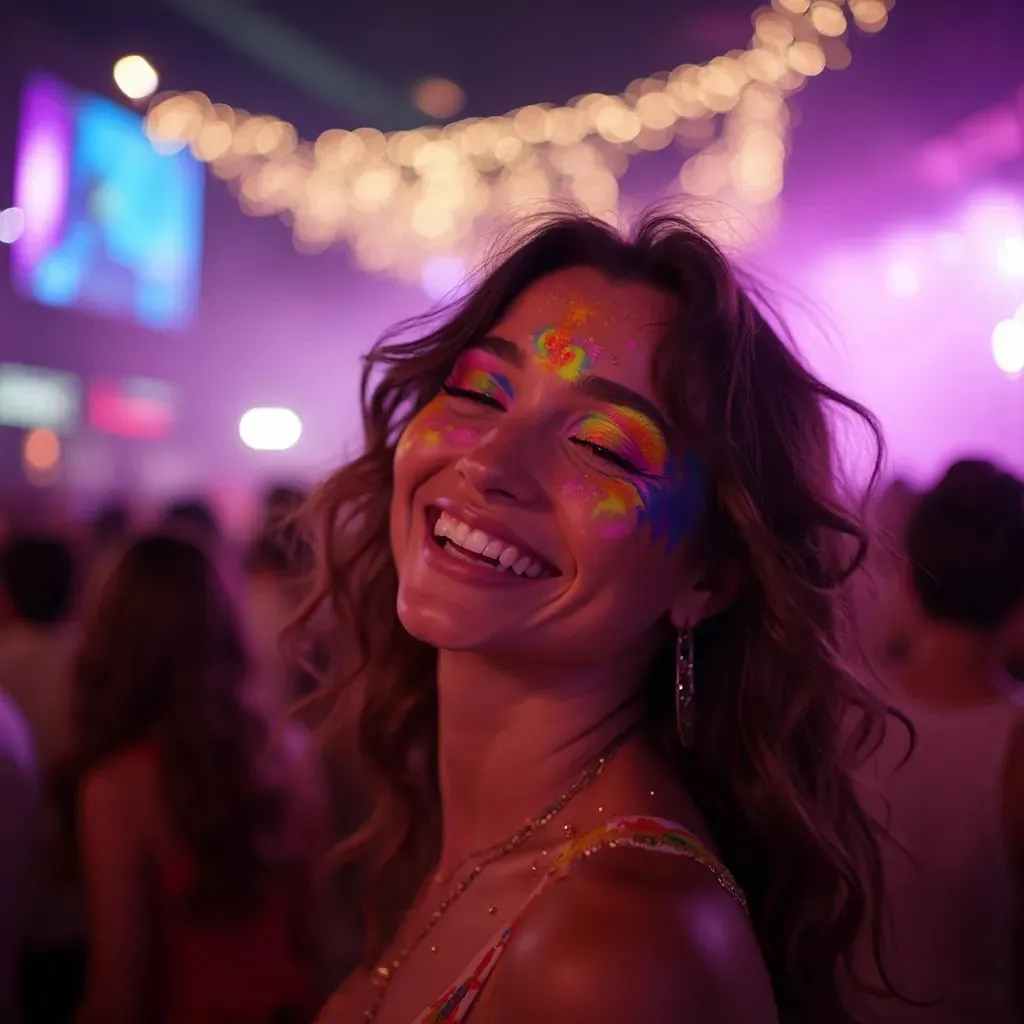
411, 815, 746, 1024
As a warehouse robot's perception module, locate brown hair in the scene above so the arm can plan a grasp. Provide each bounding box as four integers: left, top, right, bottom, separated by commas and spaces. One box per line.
73, 532, 303, 922
301, 210, 897, 1022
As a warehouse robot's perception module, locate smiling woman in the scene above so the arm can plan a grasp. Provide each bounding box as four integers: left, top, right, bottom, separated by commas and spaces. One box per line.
300, 209, 899, 1024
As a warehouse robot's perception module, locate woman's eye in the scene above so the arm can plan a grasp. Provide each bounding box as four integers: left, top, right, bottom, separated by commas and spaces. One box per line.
441, 385, 505, 410
570, 438, 638, 473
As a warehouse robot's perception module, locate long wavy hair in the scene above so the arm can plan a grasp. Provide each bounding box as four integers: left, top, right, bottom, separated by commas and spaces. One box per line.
300, 210, 898, 1022
72, 533, 304, 923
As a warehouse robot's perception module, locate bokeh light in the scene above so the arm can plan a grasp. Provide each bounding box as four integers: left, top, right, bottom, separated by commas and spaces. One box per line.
0, 206, 25, 244
414, 78, 466, 120
885, 260, 921, 297
239, 407, 302, 451
143, 0, 892, 278
991, 318, 1024, 377
996, 237, 1024, 279
420, 255, 468, 300
23, 427, 61, 484
113, 55, 159, 101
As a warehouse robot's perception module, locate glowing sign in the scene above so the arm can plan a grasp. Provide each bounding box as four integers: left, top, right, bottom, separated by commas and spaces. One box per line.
88, 376, 177, 439
0, 363, 80, 432
12, 74, 204, 330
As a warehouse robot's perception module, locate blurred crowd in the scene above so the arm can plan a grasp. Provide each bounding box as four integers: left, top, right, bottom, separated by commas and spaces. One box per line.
0, 456, 1021, 1023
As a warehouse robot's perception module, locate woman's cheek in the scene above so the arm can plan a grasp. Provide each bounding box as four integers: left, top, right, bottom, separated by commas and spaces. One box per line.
559, 454, 705, 550
561, 475, 642, 542
397, 399, 485, 459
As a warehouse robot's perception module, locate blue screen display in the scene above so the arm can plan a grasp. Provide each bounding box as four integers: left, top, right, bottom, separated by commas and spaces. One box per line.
12, 74, 205, 331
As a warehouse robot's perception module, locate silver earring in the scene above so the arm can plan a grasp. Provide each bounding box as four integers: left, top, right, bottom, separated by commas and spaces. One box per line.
675, 627, 696, 748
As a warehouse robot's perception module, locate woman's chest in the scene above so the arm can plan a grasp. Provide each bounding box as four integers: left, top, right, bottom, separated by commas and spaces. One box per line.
316, 863, 541, 1024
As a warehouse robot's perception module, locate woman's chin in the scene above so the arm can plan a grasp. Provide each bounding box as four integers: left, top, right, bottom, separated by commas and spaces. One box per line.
396, 587, 499, 652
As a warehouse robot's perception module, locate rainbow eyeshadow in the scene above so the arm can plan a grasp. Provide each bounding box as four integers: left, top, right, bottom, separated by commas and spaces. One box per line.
571, 408, 670, 476
445, 351, 515, 407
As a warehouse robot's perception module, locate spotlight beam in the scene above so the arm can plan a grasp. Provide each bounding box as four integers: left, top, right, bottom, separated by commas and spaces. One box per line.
161, 0, 421, 129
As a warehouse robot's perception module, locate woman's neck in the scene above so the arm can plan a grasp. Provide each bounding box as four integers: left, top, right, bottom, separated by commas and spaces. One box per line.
434, 648, 647, 875
900, 622, 1010, 706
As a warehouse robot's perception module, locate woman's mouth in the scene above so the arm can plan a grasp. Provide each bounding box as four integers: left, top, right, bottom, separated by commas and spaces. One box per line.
429, 509, 559, 579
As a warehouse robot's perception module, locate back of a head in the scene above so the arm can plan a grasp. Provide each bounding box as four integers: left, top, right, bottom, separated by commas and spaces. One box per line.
162, 498, 221, 544
76, 533, 248, 758
91, 502, 132, 551
0, 534, 76, 626
75, 533, 292, 919
905, 459, 1024, 630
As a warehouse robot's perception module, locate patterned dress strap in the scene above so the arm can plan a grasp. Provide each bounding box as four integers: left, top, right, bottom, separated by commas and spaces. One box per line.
551, 815, 748, 910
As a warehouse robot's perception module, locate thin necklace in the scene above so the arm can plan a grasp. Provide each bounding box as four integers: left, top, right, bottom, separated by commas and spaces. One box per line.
361, 729, 633, 1022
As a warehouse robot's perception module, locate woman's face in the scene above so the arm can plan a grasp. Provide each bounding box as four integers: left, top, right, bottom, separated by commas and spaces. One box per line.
390, 267, 709, 661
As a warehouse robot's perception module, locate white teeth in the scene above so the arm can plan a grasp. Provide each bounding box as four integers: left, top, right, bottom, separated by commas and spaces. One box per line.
462, 529, 489, 554
497, 546, 520, 568
431, 510, 549, 579
481, 539, 505, 560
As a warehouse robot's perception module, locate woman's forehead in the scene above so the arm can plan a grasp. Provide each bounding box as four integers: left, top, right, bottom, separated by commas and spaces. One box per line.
499, 267, 674, 336
493, 267, 675, 394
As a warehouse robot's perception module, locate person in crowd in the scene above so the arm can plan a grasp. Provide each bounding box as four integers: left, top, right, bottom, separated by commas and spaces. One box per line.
847, 459, 1024, 1022
90, 503, 132, 555
0, 689, 38, 1023
868, 477, 921, 667
244, 486, 316, 715
303, 210, 897, 1024
162, 498, 221, 545
0, 533, 85, 1023
70, 533, 328, 1024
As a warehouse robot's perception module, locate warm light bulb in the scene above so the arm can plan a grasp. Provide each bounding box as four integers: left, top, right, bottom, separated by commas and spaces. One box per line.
113, 55, 159, 101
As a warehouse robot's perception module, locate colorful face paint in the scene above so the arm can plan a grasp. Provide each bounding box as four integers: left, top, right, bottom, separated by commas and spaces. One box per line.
396, 395, 486, 455
531, 298, 603, 383
444, 350, 515, 408
563, 448, 706, 550
570, 407, 671, 476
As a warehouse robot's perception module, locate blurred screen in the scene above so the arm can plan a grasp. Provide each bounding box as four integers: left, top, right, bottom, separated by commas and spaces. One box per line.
0, 363, 80, 432
88, 376, 177, 438
11, 74, 204, 330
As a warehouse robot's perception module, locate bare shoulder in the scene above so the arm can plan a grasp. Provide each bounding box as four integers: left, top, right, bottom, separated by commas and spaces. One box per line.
490, 846, 778, 1024
79, 743, 158, 840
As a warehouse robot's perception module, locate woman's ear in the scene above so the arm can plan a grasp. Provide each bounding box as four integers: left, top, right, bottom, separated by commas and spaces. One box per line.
669, 557, 744, 630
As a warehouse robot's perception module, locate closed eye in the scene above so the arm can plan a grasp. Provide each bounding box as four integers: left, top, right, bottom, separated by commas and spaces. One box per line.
569, 437, 640, 474
441, 385, 506, 410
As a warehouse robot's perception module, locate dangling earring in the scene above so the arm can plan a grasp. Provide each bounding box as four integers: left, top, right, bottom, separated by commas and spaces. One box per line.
675, 627, 696, 748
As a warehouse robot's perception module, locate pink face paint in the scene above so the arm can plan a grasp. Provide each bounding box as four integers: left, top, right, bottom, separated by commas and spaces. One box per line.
396, 384, 492, 458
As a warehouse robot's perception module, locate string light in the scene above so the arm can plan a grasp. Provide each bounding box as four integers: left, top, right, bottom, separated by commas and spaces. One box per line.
145, 2, 893, 279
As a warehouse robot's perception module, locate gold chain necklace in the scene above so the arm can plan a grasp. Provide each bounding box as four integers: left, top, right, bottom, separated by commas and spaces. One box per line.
361, 730, 632, 1022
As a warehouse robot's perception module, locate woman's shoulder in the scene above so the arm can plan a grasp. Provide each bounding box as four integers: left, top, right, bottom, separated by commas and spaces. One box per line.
85, 738, 160, 792
489, 821, 776, 1024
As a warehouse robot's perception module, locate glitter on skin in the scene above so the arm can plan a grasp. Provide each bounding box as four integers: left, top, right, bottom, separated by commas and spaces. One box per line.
563, 453, 705, 550
397, 395, 485, 455
532, 299, 603, 383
